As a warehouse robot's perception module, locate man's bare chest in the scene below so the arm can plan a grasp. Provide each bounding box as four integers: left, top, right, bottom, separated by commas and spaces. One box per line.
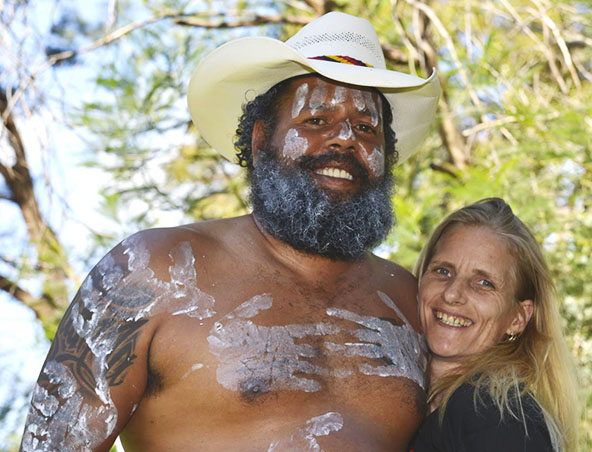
123, 266, 426, 451
148, 281, 426, 401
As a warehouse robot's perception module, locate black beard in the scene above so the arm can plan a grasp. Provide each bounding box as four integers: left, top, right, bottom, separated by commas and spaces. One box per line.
248, 148, 395, 260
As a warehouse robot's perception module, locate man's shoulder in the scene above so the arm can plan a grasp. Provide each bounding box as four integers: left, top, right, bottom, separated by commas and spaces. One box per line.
372, 254, 416, 282
95, 215, 251, 283
370, 254, 417, 297
368, 254, 419, 327
121, 215, 250, 254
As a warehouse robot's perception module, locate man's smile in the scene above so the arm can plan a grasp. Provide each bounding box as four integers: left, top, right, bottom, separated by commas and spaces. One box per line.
298, 152, 370, 191
314, 167, 354, 181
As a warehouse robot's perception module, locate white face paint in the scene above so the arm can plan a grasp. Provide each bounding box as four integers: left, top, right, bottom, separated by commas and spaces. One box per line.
325, 291, 427, 389
283, 128, 309, 160
351, 89, 366, 112
291, 83, 309, 118
268, 412, 344, 452
208, 294, 345, 395
331, 86, 347, 105
350, 89, 380, 128
308, 84, 328, 114
362, 91, 380, 127
367, 146, 384, 178
22, 236, 216, 451
337, 119, 355, 141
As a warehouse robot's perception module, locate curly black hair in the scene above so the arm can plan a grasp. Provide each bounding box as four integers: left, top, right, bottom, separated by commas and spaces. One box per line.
233, 75, 399, 171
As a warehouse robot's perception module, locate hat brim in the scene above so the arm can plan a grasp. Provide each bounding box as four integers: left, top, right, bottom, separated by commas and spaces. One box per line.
188, 36, 439, 164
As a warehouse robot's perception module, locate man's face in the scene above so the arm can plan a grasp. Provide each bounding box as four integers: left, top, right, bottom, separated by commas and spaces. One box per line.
248, 76, 394, 261
264, 75, 387, 195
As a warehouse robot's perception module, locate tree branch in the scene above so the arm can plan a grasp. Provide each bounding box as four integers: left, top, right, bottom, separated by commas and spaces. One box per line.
499, 0, 568, 94
2, 13, 189, 123
404, 0, 484, 113
1, 86, 73, 311
381, 43, 409, 65
301, 0, 335, 15
429, 162, 459, 180
533, 2, 582, 90
174, 13, 314, 28
0, 87, 48, 243
0, 274, 58, 321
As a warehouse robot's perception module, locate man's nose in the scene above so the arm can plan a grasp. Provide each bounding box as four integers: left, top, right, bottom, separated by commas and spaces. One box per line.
327, 119, 356, 151
443, 279, 465, 305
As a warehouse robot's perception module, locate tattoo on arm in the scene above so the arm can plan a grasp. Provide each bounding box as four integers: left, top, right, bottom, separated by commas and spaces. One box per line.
45, 261, 155, 399
105, 318, 149, 386
21, 256, 156, 451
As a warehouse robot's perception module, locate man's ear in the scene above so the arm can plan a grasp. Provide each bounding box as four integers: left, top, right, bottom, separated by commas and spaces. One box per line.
507, 299, 534, 336
251, 120, 267, 167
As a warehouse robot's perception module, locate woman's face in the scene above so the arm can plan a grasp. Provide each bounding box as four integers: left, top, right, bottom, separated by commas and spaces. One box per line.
419, 225, 527, 373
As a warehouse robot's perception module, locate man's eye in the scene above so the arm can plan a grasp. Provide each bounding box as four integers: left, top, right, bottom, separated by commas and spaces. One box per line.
356, 123, 376, 134
305, 117, 325, 125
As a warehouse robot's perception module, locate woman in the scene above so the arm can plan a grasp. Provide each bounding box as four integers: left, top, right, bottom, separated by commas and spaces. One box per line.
409, 198, 580, 451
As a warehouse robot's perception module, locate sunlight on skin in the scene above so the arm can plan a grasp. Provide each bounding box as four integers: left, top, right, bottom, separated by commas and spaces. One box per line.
21, 237, 216, 451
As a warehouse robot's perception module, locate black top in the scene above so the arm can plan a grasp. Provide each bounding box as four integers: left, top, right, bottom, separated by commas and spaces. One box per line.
409, 383, 554, 452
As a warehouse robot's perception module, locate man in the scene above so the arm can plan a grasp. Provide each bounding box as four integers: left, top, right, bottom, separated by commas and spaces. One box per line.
20, 12, 439, 452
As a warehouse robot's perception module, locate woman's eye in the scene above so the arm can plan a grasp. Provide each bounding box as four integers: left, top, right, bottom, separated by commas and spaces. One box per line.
478, 279, 495, 288
435, 267, 451, 277
305, 117, 325, 126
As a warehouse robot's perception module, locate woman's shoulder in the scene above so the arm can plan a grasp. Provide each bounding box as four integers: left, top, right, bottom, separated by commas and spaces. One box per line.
447, 383, 554, 450
409, 383, 554, 452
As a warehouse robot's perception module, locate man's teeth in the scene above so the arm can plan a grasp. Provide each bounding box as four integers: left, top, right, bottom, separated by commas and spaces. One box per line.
435, 310, 473, 327
315, 167, 353, 180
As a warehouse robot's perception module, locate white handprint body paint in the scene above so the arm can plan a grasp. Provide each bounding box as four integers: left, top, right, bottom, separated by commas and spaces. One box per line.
23, 362, 116, 451
22, 237, 215, 451
182, 363, 204, 379
283, 128, 309, 160
208, 294, 347, 395
326, 291, 427, 389
291, 83, 309, 118
267, 411, 344, 452
208, 291, 426, 399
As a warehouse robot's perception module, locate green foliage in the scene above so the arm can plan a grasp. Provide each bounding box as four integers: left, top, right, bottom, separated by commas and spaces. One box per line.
2, 0, 591, 448
77, 0, 592, 446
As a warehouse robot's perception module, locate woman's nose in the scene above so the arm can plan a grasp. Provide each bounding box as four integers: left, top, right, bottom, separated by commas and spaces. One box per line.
443, 279, 465, 305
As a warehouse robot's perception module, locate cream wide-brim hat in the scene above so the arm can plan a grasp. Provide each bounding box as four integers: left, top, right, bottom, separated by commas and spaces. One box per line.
188, 11, 440, 164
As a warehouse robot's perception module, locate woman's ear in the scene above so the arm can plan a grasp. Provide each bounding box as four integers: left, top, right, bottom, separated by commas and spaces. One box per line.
251, 120, 266, 167
506, 299, 534, 336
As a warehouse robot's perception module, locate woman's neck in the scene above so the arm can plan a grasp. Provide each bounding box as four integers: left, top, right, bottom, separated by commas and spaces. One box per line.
427, 358, 463, 412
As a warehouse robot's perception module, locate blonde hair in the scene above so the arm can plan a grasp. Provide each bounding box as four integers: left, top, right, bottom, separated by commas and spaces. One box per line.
415, 198, 580, 452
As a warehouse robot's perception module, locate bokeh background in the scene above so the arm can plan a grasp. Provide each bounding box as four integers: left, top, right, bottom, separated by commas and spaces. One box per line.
1, 0, 590, 450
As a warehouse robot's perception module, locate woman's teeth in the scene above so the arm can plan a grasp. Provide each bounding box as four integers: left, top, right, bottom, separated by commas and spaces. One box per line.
315, 167, 353, 180
435, 310, 473, 327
